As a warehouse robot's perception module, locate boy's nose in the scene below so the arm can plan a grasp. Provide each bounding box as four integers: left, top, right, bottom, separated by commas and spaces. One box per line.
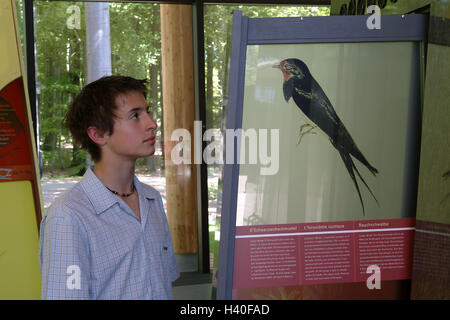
145, 113, 157, 131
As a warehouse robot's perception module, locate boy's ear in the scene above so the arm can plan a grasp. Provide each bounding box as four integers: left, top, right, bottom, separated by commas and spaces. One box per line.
87, 126, 108, 146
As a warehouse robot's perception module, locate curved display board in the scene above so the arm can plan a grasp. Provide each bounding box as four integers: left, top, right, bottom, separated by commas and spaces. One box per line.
0, 0, 42, 299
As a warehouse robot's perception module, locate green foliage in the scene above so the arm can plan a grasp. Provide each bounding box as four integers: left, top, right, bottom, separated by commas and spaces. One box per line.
109, 3, 163, 140
68, 149, 86, 176
34, 1, 162, 176
35, 1, 85, 174
109, 2, 160, 80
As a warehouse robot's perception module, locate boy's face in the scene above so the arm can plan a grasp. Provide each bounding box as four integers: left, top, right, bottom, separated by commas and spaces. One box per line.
103, 90, 157, 161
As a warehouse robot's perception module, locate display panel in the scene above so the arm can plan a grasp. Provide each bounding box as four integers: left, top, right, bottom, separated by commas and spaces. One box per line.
218, 12, 427, 300
231, 41, 420, 299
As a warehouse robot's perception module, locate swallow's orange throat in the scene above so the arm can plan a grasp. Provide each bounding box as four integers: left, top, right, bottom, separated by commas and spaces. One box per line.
282, 69, 292, 82
280, 61, 292, 82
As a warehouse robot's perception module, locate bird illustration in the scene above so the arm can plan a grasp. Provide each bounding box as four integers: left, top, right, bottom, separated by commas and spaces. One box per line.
273, 58, 379, 215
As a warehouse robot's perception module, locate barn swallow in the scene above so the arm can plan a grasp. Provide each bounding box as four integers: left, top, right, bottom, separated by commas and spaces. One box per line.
274, 58, 379, 215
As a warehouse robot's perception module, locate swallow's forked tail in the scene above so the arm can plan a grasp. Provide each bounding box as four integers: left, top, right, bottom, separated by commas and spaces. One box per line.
336, 148, 379, 216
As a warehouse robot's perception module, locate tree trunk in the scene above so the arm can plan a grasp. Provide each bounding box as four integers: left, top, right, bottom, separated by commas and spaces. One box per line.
146, 5, 160, 173
69, 26, 84, 175
205, 35, 214, 129
50, 133, 56, 174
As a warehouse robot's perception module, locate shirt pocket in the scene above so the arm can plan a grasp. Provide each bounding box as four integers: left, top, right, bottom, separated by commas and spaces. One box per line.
159, 243, 179, 284
159, 244, 171, 274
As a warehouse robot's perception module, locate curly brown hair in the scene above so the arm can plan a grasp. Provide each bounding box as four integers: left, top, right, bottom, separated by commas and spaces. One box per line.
65, 75, 148, 162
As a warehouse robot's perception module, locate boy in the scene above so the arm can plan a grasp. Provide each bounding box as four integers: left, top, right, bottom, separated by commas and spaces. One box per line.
39, 76, 179, 299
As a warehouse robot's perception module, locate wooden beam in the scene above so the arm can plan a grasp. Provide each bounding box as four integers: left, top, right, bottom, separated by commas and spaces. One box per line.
160, 4, 198, 254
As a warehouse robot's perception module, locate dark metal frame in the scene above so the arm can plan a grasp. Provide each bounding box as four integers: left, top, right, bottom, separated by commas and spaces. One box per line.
217, 10, 428, 299
24, 0, 36, 140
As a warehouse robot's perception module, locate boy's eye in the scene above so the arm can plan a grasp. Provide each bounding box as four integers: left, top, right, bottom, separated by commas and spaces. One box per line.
129, 107, 150, 120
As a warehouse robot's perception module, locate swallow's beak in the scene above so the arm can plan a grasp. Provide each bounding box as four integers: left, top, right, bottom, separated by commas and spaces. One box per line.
272, 64, 280, 69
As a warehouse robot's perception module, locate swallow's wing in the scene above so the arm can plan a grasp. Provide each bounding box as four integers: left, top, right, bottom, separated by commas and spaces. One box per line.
294, 76, 379, 176
310, 78, 340, 124
292, 77, 342, 141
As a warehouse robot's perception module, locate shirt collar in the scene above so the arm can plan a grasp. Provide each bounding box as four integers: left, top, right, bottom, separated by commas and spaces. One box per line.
80, 167, 157, 215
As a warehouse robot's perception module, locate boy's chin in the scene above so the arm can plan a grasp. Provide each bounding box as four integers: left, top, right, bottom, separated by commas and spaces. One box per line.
142, 147, 156, 157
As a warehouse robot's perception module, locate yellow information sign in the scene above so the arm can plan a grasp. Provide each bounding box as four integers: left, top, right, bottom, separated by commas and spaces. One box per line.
0, 0, 42, 299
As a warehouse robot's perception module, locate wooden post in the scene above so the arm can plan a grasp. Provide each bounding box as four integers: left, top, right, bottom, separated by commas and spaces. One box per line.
160, 4, 198, 254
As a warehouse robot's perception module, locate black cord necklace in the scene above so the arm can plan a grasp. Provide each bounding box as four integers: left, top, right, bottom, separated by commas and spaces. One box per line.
105, 183, 135, 197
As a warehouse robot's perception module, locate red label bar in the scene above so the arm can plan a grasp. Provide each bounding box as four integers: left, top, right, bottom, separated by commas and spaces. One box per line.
233, 218, 415, 289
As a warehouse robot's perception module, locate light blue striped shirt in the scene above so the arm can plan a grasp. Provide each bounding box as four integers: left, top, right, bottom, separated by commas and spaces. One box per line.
39, 167, 179, 299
